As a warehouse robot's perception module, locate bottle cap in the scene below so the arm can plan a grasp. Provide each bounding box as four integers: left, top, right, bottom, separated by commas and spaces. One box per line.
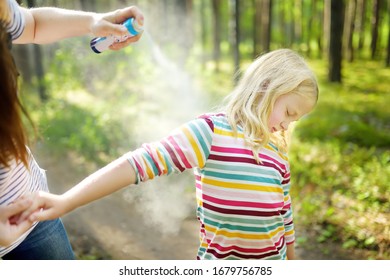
124, 18, 144, 35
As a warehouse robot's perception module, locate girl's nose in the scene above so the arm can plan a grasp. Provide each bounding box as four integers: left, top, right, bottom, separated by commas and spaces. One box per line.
281, 121, 290, 131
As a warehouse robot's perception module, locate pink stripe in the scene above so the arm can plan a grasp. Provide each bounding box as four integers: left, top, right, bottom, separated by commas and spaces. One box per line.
134, 159, 145, 179
211, 146, 253, 155
211, 145, 287, 171
203, 194, 284, 209
167, 136, 192, 169
210, 244, 275, 254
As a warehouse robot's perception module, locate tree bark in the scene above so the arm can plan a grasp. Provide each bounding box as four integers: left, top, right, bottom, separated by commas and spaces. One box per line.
356, 0, 367, 52
260, 0, 272, 52
253, 0, 262, 57
212, 0, 221, 72
229, 0, 240, 83
323, 0, 331, 58
344, 0, 357, 62
386, 0, 390, 66
26, 0, 47, 100
370, 0, 381, 59
328, 0, 345, 83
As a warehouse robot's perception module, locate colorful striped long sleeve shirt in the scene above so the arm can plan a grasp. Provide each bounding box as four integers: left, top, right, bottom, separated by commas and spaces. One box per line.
127, 113, 294, 260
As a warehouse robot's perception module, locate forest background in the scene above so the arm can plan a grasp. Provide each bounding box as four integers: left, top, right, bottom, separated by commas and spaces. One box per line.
11, 0, 389, 259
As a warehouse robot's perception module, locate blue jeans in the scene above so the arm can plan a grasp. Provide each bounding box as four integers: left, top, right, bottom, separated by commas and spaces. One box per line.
3, 218, 75, 260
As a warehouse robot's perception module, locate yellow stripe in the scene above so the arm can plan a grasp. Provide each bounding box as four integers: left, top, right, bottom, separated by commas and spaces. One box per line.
183, 127, 204, 167
214, 127, 245, 138
203, 178, 283, 193
264, 144, 289, 161
204, 224, 284, 239
156, 149, 168, 175
145, 162, 154, 179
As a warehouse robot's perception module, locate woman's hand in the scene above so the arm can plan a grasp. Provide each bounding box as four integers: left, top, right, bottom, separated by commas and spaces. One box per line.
0, 197, 34, 246
90, 6, 144, 51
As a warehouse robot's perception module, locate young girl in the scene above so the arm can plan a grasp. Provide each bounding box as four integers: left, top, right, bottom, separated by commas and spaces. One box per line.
0, 0, 143, 259
20, 49, 319, 260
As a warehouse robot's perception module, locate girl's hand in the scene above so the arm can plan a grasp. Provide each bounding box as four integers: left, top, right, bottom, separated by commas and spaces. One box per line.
16, 191, 69, 223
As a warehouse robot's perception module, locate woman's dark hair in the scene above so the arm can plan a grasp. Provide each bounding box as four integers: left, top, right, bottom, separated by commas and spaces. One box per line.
0, 22, 31, 167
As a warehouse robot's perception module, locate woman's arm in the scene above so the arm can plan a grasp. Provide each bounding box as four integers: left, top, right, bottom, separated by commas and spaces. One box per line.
14, 5, 143, 45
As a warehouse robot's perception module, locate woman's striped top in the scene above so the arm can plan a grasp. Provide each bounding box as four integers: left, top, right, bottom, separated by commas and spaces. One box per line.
0, 149, 49, 257
127, 113, 294, 260
6, 0, 25, 40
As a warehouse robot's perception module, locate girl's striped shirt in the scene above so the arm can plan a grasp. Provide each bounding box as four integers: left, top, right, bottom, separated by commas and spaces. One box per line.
127, 113, 294, 260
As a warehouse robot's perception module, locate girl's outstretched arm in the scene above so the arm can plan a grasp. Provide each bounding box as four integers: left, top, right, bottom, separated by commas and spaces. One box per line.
20, 156, 137, 222
20, 116, 213, 222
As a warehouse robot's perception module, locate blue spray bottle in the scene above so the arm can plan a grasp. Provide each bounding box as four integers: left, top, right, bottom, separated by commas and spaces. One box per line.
90, 17, 143, 53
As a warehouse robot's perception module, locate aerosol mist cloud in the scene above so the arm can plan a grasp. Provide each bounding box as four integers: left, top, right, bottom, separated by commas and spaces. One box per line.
122, 29, 206, 237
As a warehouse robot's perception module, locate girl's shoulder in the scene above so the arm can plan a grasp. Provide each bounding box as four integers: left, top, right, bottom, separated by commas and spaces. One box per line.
197, 112, 230, 129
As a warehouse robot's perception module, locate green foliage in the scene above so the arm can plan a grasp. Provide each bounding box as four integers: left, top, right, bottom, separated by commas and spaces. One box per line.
290, 59, 390, 259
31, 89, 137, 165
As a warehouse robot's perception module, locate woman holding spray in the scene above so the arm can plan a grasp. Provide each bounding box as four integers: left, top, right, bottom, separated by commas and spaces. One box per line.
0, 0, 143, 259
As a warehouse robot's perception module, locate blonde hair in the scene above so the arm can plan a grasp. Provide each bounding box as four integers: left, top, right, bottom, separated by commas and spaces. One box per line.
224, 49, 318, 160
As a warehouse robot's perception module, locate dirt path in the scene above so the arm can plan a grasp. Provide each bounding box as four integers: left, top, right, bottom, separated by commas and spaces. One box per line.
33, 146, 369, 260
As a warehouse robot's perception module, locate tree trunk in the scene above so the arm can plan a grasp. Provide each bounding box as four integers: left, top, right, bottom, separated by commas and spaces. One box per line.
253, 0, 262, 58
323, 0, 331, 58
11, 45, 33, 85
356, 0, 367, 52
370, 0, 381, 59
386, 0, 390, 66
79, 0, 96, 11
212, 0, 221, 72
200, 0, 208, 69
26, 0, 47, 100
229, 0, 240, 83
294, 0, 303, 45
306, 0, 317, 57
344, 0, 357, 62
173, 0, 194, 67
328, 0, 345, 83
260, 0, 272, 52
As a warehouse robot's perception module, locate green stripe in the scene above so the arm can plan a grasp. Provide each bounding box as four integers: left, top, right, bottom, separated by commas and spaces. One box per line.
205, 162, 280, 177
142, 150, 159, 176
158, 146, 173, 174
203, 218, 283, 233
200, 208, 284, 228
188, 121, 211, 158
204, 170, 279, 184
